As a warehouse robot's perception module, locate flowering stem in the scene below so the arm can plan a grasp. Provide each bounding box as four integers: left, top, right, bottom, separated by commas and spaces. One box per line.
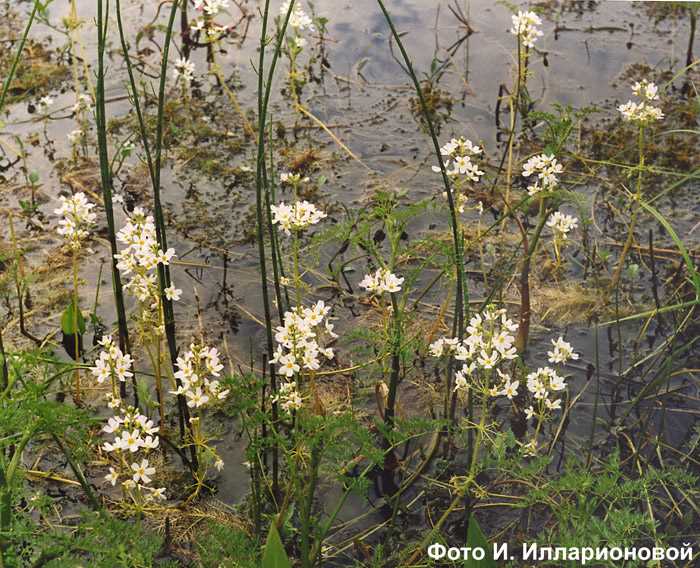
255, 0, 297, 503
72, 249, 81, 402
515, 198, 550, 354
609, 124, 645, 292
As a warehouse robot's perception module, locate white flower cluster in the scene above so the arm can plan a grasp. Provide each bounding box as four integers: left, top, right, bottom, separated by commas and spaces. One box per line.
191, 0, 231, 41
522, 154, 563, 196
271, 301, 336, 379
359, 268, 404, 295
73, 93, 92, 114
510, 10, 543, 48
173, 57, 195, 84
101, 405, 166, 503
54, 192, 97, 249
270, 201, 326, 235
280, 172, 310, 185
171, 343, 230, 408
38, 95, 54, 112
272, 380, 303, 413
90, 336, 134, 385
430, 304, 519, 393
114, 208, 181, 305
280, 0, 315, 32
67, 129, 83, 145
546, 211, 578, 240
194, 0, 228, 15
618, 80, 664, 123
523, 337, 578, 420
432, 137, 484, 182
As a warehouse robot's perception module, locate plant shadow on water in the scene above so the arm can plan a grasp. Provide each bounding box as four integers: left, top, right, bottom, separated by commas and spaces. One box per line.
0, 0, 699, 566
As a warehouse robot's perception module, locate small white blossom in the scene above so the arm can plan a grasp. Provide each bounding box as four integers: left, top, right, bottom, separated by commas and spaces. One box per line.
359, 268, 404, 294
510, 11, 543, 48
547, 211, 578, 240
54, 192, 97, 249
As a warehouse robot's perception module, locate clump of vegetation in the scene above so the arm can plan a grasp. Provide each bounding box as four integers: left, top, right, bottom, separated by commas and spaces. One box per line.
0, 1, 698, 566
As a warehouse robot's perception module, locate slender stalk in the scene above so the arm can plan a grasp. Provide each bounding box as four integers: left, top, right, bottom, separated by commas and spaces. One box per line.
96, 0, 137, 404
515, 198, 549, 353
71, 250, 81, 401
255, 0, 297, 503
0, 0, 39, 114
609, 124, 645, 291
376, 0, 470, 461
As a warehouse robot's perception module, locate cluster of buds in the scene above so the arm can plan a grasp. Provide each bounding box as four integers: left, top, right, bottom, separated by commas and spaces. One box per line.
114, 208, 181, 307
521, 154, 563, 196
101, 405, 166, 504
618, 80, 664, 123
270, 201, 326, 235
171, 343, 230, 408
54, 192, 97, 250
510, 10, 543, 49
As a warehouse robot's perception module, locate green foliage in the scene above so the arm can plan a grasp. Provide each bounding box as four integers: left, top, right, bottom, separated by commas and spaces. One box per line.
261, 521, 292, 568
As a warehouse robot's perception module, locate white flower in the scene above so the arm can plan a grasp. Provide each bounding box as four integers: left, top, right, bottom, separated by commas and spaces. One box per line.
54, 192, 97, 249
280, 0, 315, 32
271, 201, 326, 234
618, 80, 663, 123
73, 93, 92, 113
214, 458, 225, 471
522, 154, 563, 196
164, 284, 182, 301
67, 129, 84, 145
131, 459, 156, 484
173, 57, 195, 84
273, 381, 304, 412
510, 11, 543, 48
432, 137, 484, 182
547, 211, 578, 240
500, 379, 519, 400
105, 467, 119, 486
547, 337, 579, 364
194, 0, 229, 16
359, 268, 404, 294
38, 95, 54, 111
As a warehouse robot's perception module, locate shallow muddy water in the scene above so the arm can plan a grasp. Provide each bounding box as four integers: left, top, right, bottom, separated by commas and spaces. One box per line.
2, 0, 700, 558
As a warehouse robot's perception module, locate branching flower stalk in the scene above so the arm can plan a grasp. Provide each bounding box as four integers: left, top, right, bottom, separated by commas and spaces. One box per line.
610, 80, 662, 291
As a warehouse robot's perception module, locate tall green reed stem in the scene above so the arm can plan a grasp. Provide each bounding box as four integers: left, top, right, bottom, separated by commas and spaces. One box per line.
255, 0, 297, 503
96, 0, 136, 404
115, 0, 196, 469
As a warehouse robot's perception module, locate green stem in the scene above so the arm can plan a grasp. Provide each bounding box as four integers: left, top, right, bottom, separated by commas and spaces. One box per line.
96, 0, 136, 404
0, 0, 39, 113
610, 125, 645, 292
